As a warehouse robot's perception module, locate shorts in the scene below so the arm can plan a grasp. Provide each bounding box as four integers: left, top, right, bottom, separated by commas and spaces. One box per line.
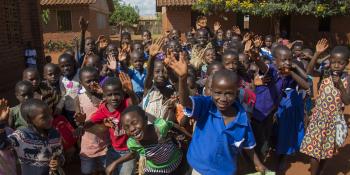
80, 155, 106, 174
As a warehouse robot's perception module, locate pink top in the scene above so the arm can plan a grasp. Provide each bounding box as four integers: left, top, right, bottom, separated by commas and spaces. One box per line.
78, 92, 108, 157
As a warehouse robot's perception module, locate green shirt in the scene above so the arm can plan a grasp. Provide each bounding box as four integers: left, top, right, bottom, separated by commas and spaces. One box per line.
127, 118, 182, 172
9, 105, 28, 129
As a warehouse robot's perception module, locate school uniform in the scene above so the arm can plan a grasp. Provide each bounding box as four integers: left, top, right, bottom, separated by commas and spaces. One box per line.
128, 68, 147, 98
184, 96, 256, 175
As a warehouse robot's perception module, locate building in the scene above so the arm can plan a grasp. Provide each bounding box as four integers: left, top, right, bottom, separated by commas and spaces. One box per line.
156, 0, 350, 47
139, 15, 162, 34
0, 0, 44, 93
41, 0, 114, 43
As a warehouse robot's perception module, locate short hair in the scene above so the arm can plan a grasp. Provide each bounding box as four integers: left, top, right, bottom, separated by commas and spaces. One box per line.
58, 53, 75, 63
142, 30, 151, 35
331, 46, 350, 62
196, 28, 209, 36
102, 77, 122, 89
272, 45, 291, 58
15, 80, 33, 93
228, 40, 243, 53
85, 54, 101, 63
212, 69, 239, 86
132, 42, 144, 50
79, 66, 99, 80
222, 50, 239, 59
265, 35, 273, 40
207, 61, 225, 76
130, 51, 144, 60
85, 37, 95, 43
20, 99, 49, 124
44, 63, 59, 72
22, 68, 40, 79
121, 32, 131, 38
121, 105, 147, 121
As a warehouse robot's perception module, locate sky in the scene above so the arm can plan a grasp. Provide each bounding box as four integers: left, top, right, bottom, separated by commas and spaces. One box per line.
122, 0, 156, 16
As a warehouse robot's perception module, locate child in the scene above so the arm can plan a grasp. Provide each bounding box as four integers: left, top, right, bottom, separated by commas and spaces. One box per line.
200, 48, 217, 78
251, 45, 309, 171
75, 66, 108, 175
0, 98, 64, 175
260, 35, 273, 60
142, 39, 177, 121
222, 51, 250, 88
0, 123, 17, 175
78, 16, 97, 65
22, 68, 41, 99
58, 53, 81, 128
78, 76, 138, 175
190, 28, 213, 70
106, 105, 187, 175
127, 51, 147, 98
300, 45, 350, 175
167, 54, 266, 174
8, 81, 34, 129
42, 63, 63, 114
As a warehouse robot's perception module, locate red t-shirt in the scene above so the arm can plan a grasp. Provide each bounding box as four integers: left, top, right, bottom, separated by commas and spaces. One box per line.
90, 98, 129, 151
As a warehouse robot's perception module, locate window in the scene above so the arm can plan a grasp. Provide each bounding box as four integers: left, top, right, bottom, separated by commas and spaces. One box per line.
4, 0, 21, 45
319, 17, 331, 32
57, 10, 72, 31
97, 13, 107, 29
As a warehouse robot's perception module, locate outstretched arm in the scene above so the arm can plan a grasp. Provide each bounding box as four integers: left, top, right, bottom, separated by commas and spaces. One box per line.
79, 16, 89, 55
105, 152, 136, 175
306, 39, 328, 75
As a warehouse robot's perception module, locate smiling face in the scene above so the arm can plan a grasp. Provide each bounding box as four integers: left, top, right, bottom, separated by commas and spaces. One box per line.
131, 52, 145, 72
103, 83, 125, 109
106, 44, 119, 58
153, 61, 168, 87
211, 71, 238, 112
204, 48, 216, 64
223, 52, 239, 72
196, 29, 209, 47
122, 111, 147, 141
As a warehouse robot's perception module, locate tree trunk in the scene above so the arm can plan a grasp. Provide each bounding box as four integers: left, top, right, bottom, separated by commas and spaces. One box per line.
273, 15, 281, 39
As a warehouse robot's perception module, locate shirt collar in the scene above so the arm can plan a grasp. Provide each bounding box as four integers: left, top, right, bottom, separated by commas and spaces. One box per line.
209, 99, 248, 127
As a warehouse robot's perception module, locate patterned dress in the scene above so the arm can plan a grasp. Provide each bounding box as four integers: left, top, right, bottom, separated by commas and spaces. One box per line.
300, 74, 348, 159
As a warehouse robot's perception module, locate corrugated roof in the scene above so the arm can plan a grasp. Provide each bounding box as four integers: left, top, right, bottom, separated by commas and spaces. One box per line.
40, 0, 97, 6
156, 0, 196, 7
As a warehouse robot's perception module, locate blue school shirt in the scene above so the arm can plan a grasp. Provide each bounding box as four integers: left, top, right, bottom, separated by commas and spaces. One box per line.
184, 96, 256, 175
128, 68, 147, 96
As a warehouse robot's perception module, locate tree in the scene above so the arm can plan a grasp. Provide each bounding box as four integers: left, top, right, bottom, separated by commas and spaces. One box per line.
109, 1, 140, 34
193, 0, 350, 37
41, 9, 50, 25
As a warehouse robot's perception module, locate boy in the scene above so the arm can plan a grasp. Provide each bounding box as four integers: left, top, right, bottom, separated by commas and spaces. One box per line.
167, 54, 266, 175
77, 76, 138, 175
126, 51, 147, 98
8, 81, 34, 129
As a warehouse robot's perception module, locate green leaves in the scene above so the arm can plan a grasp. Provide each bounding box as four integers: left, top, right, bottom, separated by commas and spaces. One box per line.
109, 1, 139, 28
193, 0, 350, 17
41, 9, 50, 25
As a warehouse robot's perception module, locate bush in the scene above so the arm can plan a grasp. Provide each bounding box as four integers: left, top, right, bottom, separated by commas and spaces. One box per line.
44, 40, 74, 52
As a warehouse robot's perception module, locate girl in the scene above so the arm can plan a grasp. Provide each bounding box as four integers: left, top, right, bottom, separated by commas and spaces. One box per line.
106, 105, 189, 175
300, 45, 350, 175
142, 37, 177, 121
58, 53, 81, 128
75, 66, 108, 175
0, 98, 64, 175
250, 45, 310, 172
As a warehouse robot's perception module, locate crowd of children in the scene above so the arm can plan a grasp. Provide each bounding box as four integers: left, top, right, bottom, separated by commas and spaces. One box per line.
0, 15, 349, 175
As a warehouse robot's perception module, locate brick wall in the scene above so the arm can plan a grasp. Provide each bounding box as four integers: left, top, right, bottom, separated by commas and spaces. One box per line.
0, 0, 44, 93
42, 5, 111, 43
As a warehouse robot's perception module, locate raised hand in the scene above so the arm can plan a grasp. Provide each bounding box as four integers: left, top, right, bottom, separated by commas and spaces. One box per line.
107, 54, 117, 71
167, 52, 188, 78
118, 49, 128, 62
97, 35, 108, 50
0, 99, 9, 123
79, 16, 89, 32
315, 38, 329, 54
242, 33, 251, 43
89, 82, 103, 95
253, 35, 263, 48
232, 26, 241, 35
119, 72, 133, 93
121, 43, 131, 54
103, 118, 115, 128
149, 37, 165, 57
74, 112, 86, 124
214, 21, 221, 32
49, 158, 59, 172
244, 40, 254, 52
